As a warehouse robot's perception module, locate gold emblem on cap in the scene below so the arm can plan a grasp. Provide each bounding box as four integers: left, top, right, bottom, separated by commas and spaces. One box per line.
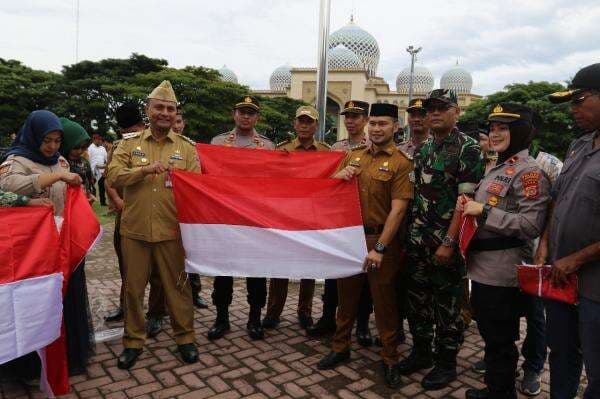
415, 99, 422, 107
348, 101, 355, 108
493, 104, 503, 114
244, 96, 252, 103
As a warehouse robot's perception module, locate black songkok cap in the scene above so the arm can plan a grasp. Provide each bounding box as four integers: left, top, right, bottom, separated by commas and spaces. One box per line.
369, 103, 399, 119
115, 103, 143, 129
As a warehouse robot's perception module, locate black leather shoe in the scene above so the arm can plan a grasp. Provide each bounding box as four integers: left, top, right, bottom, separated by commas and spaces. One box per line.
356, 328, 373, 347
397, 349, 433, 375
317, 350, 351, 370
207, 320, 230, 340
247, 319, 264, 340
383, 363, 403, 389
193, 296, 209, 309
145, 317, 162, 338
178, 343, 199, 364
117, 348, 142, 370
261, 316, 280, 330
105, 308, 124, 322
421, 365, 457, 390
299, 314, 314, 329
465, 388, 489, 399
306, 317, 336, 337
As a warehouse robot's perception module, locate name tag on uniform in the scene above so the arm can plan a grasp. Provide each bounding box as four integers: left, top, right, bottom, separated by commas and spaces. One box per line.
170, 153, 184, 161
132, 150, 145, 157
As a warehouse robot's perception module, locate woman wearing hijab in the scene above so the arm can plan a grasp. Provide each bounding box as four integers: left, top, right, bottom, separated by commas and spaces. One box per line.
457, 103, 551, 399
0, 110, 83, 384
58, 117, 96, 375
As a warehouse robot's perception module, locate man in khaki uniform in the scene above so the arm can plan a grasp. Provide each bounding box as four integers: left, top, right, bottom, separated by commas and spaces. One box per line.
208, 96, 274, 342
107, 81, 200, 369
262, 106, 329, 331
318, 103, 413, 389
331, 100, 371, 151
398, 98, 431, 157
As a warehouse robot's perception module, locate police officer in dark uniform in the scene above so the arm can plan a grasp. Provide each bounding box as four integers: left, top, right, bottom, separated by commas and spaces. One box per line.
208, 96, 274, 341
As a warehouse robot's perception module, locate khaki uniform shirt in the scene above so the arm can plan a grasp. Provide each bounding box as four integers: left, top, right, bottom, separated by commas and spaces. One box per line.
210, 129, 274, 149
106, 128, 200, 242
339, 143, 414, 227
397, 135, 430, 158
331, 135, 370, 152
0, 155, 70, 215
467, 149, 550, 287
277, 137, 330, 152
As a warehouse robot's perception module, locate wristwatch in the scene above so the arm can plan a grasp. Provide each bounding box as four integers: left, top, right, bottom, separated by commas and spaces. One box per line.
442, 235, 457, 248
374, 241, 387, 254
480, 204, 493, 223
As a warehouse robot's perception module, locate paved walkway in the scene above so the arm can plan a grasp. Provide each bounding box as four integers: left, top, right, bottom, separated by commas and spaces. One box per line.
0, 219, 586, 398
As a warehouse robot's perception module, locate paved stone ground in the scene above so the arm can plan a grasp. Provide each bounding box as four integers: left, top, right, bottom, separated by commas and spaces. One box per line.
0, 219, 588, 399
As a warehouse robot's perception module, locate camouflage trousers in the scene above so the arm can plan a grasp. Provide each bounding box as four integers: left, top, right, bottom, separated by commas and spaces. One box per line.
405, 243, 466, 367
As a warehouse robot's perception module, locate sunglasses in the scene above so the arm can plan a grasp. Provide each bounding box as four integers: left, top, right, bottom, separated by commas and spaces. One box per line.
425, 103, 453, 113
571, 92, 599, 106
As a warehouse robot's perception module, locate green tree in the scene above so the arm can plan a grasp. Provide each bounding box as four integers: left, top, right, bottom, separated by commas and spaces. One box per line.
460, 81, 574, 158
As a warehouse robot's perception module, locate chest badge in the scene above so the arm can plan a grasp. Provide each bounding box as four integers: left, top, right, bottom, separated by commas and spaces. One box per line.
504, 166, 516, 175
132, 148, 146, 157
349, 157, 361, 167
170, 152, 184, 161
487, 195, 498, 207
378, 161, 390, 172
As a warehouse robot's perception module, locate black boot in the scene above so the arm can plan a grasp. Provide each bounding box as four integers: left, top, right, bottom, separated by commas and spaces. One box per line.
178, 343, 199, 364
421, 364, 457, 391
317, 350, 350, 370
247, 306, 264, 340
355, 315, 373, 347
397, 345, 433, 375
207, 305, 230, 340
191, 284, 209, 309
383, 362, 403, 389
117, 348, 142, 370
306, 304, 336, 337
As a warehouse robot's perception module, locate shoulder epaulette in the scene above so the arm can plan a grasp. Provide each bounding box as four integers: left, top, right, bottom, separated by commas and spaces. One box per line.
276, 139, 290, 148
397, 147, 413, 161
320, 142, 331, 149
177, 134, 196, 145
122, 132, 141, 140
350, 144, 368, 152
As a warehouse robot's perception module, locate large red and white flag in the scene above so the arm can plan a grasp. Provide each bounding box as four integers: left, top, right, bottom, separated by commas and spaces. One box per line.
173, 171, 367, 279
0, 206, 63, 365
196, 143, 345, 178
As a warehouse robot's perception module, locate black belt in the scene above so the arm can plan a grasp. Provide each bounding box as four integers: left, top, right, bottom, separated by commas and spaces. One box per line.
469, 237, 525, 251
364, 225, 384, 235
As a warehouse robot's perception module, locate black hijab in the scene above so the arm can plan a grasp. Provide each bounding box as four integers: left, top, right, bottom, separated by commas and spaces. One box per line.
5, 110, 64, 165
496, 120, 533, 164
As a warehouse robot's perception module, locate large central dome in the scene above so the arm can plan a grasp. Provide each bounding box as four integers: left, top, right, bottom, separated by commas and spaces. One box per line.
328, 18, 379, 77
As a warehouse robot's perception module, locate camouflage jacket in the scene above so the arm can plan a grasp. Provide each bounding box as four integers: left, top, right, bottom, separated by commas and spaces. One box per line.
408, 128, 484, 249
0, 189, 28, 207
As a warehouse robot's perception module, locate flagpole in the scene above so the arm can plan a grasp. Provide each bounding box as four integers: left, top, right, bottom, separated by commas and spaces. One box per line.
315, 0, 331, 142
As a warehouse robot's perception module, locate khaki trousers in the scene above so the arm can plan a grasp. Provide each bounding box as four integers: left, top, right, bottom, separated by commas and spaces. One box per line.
122, 237, 194, 349
332, 235, 401, 365
266, 278, 315, 319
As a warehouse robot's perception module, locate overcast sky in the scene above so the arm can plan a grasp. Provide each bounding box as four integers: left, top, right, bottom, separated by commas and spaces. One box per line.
2, 0, 599, 95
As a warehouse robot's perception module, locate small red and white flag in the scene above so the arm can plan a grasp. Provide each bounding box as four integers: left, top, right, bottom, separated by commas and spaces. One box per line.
173, 171, 367, 279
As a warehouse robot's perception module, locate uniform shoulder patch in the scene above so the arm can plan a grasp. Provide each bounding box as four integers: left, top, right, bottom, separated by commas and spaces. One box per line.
177, 134, 196, 145
0, 159, 13, 174
276, 139, 290, 148
122, 132, 141, 140
520, 169, 541, 199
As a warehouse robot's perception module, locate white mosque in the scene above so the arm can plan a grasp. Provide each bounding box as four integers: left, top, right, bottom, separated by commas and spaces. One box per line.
218, 18, 481, 139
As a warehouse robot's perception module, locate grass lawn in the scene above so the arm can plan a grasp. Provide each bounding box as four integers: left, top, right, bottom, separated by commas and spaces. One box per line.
92, 201, 116, 225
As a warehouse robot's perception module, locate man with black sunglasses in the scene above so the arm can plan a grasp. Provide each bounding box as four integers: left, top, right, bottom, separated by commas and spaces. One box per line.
401, 89, 484, 390
535, 63, 600, 399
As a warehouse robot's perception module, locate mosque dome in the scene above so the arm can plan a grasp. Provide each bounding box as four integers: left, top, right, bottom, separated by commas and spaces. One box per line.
269, 65, 292, 91
440, 64, 473, 94
328, 18, 380, 77
328, 45, 364, 70
217, 65, 238, 84
396, 65, 434, 94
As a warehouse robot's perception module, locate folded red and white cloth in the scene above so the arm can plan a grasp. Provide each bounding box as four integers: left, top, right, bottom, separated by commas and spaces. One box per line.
516, 264, 578, 305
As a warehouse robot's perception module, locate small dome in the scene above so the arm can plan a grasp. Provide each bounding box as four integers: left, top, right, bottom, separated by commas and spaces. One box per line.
329, 18, 380, 77
440, 65, 473, 94
218, 65, 238, 84
328, 45, 364, 70
269, 65, 292, 91
396, 65, 434, 94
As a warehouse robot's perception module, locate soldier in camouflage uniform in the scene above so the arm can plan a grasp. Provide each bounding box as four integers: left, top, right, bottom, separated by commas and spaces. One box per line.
0, 189, 52, 207
400, 89, 484, 391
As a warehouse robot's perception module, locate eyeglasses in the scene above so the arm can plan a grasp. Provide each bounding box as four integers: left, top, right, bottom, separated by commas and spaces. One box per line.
571, 92, 599, 106
425, 103, 452, 113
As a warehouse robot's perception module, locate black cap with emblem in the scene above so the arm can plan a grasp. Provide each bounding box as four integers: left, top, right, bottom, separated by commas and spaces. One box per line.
369, 103, 399, 119
407, 98, 426, 113
549, 63, 600, 103
488, 102, 539, 126
234, 96, 260, 111
340, 100, 369, 116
